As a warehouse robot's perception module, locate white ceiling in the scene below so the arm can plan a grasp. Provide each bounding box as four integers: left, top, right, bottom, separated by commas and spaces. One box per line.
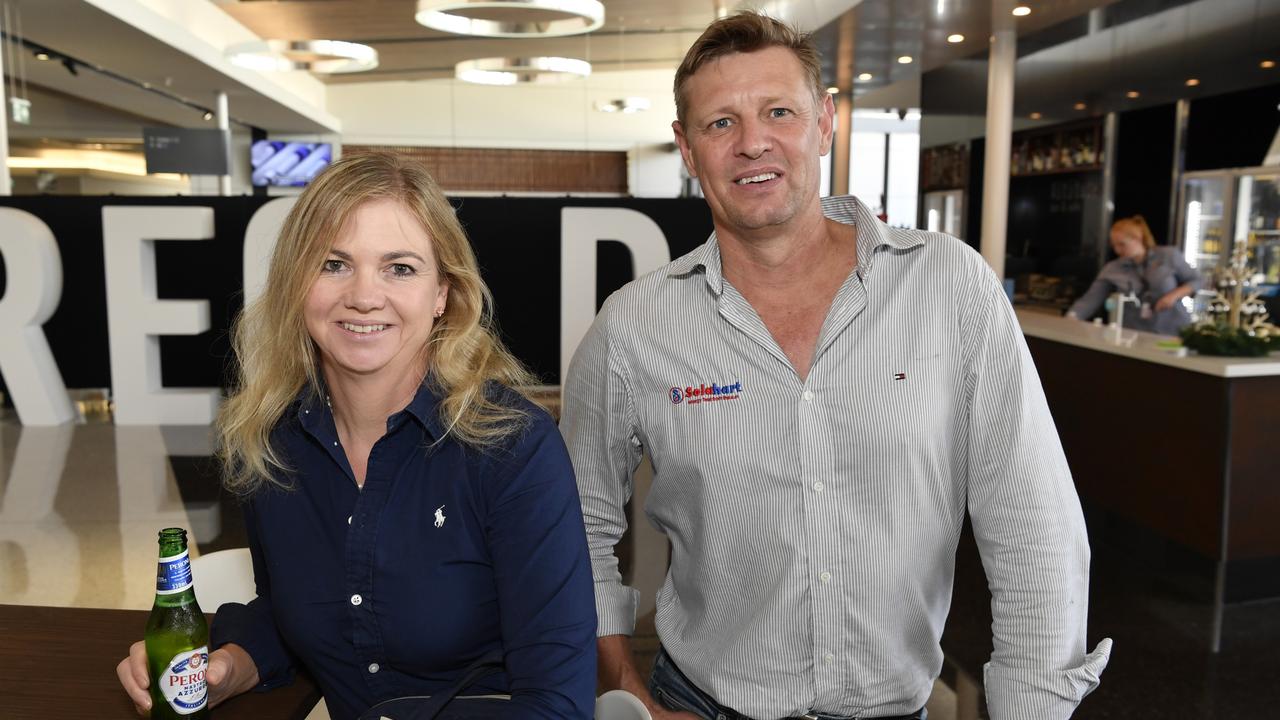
1, 0, 1205, 145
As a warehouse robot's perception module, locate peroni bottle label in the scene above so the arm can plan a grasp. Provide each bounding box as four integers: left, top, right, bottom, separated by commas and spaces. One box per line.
156, 549, 193, 595
159, 647, 209, 715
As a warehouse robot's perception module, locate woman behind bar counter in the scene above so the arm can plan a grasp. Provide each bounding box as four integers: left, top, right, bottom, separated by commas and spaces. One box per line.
116, 152, 597, 719
1066, 214, 1202, 335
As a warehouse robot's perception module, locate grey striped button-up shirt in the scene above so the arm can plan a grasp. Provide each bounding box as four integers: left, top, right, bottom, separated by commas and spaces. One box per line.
561, 195, 1111, 720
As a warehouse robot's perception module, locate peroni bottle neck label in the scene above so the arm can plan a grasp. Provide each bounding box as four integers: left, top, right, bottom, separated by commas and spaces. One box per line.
156, 549, 194, 595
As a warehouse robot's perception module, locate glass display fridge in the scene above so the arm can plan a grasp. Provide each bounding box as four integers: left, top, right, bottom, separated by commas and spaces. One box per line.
1176, 167, 1280, 296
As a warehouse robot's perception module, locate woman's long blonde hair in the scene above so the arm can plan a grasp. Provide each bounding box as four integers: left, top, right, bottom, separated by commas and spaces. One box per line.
218, 151, 534, 494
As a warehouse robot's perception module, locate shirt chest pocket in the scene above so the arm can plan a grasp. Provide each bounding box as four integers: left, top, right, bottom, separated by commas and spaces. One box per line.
851, 350, 954, 447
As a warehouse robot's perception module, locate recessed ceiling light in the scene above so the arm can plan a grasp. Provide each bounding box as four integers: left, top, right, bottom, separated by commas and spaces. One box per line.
1126, 90, 1140, 98
947, 33, 964, 43
897, 55, 913, 64
1185, 78, 1200, 87
857, 72, 873, 81
594, 97, 650, 113
1029, 112, 1042, 120
34, 51, 50, 61
1262, 60, 1276, 69
1073, 101, 1087, 110
827, 86, 839, 94
1012, 5, 1031, 16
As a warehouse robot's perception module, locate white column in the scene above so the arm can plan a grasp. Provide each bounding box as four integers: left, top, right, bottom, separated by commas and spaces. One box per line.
216, 91, 231, 197
0, 14, 11, 197
980, 1, 1017, 278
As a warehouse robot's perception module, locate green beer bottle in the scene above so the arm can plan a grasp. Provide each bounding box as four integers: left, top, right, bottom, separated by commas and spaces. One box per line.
145, 528, 210, 719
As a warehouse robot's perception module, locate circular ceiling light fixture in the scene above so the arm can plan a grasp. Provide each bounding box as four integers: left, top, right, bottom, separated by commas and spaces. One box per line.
1012, 5, 1031, 16
947, 33, 964, 43
416, 0, 604, 38
456, 56, 591, 85
595, 97, 651, 113
857, 72, 873, 81
225, 40, 378, 73
897, 55, 913, 64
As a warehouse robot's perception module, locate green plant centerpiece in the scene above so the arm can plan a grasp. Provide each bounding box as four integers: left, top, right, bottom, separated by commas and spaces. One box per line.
1180, 243, 1279, 357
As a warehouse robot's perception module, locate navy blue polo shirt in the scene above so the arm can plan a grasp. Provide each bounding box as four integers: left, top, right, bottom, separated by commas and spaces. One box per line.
210, 383, 597, 720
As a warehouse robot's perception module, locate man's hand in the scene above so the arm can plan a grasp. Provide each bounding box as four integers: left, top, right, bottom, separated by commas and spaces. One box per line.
116, 641, 260, 716
598, 635, 701, 720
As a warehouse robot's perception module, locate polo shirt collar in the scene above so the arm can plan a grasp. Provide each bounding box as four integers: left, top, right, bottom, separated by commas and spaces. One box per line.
295, 379, 446, 442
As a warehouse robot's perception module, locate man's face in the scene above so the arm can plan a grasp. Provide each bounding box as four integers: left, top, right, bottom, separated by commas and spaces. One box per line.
673, 46, 834, 238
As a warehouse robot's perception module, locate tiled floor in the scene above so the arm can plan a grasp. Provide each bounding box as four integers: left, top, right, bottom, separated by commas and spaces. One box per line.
2, 412, 1275, 719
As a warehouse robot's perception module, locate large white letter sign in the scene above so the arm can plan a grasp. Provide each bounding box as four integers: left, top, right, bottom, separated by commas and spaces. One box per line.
0, 208, 75, 425
242, 197, 297, 308
102, 207, 220, 425
560, 208, 670, 384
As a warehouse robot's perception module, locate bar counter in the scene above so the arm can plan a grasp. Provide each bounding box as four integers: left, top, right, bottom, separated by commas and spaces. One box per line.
1014, 309, 1280, 650
1016, 309, 1280, 378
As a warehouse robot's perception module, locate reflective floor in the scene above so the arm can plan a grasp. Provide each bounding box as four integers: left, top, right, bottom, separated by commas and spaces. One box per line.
0, 414, 243, 611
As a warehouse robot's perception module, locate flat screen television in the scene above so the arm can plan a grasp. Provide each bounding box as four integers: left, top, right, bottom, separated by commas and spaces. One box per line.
250, 141, 332, 187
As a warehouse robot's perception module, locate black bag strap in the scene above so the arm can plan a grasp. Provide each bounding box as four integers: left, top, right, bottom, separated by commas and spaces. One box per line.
402, 648, 506, 720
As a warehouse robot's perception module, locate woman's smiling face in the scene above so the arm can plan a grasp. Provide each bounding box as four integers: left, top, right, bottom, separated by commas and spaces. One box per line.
304, 198, 448, 382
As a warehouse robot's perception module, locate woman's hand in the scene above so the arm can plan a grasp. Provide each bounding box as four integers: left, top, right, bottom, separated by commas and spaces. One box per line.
116, 641, 260, 716
1155, 291, 1181, 312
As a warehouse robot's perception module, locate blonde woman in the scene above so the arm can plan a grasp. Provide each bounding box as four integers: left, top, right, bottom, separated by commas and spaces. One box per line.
117, 152, 596, 719
1067, 214, 1202, 334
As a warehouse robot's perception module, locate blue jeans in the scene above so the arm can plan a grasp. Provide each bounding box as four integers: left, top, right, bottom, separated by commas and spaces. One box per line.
648, 648, 926, 720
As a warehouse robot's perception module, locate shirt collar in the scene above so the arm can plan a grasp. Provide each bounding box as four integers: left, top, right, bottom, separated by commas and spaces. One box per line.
665, 195, 923, 293
295, 379, 446, 442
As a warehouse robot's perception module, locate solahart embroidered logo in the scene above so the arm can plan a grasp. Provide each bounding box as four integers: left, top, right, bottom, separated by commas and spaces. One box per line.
670, 380, 743, 405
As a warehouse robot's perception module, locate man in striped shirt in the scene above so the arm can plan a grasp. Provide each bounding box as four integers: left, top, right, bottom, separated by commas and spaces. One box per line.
561, 11, 1111, 720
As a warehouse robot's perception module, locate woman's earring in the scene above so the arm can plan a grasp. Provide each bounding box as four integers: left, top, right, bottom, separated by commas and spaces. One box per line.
434, 307, 444, 318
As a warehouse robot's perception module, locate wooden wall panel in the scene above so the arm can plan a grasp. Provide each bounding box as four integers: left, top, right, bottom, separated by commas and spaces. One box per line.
345, 145, 628, 194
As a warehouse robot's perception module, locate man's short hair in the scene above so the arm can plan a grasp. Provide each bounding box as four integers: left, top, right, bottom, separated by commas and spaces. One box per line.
673, 11, 824, 125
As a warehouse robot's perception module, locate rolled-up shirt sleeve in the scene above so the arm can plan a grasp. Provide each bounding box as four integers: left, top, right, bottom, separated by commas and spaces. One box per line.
960, 259, 1112, 719
1066, 274, 1113, 320
560, 297, 644, 637
209, 501, 297, 692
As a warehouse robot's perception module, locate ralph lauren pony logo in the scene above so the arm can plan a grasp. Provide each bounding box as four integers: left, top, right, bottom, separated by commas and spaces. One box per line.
669, 380, 742, 406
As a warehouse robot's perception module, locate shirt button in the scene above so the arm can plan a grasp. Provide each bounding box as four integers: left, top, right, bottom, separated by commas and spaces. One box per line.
823, 652, 834, 664
347, 515, 352, 525
802, 390, 814, 402
368, 663, 380, 674
819, 571, 832, 584
813, 481, 825, 492
350, 594, 363, 606
333, 440, 339, 447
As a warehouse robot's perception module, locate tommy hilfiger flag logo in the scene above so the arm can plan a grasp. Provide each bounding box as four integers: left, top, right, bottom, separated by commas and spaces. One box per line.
893, 372, 907, 381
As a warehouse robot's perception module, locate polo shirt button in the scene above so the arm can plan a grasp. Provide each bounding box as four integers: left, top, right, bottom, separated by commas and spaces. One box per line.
368, 662, 380, 674
350, 594, 363, 606
813, 481, 825, 492
823, 652, 834, 664
820, 571, 832, 583
802, 390, 814, 402
347, 515, 353, 525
